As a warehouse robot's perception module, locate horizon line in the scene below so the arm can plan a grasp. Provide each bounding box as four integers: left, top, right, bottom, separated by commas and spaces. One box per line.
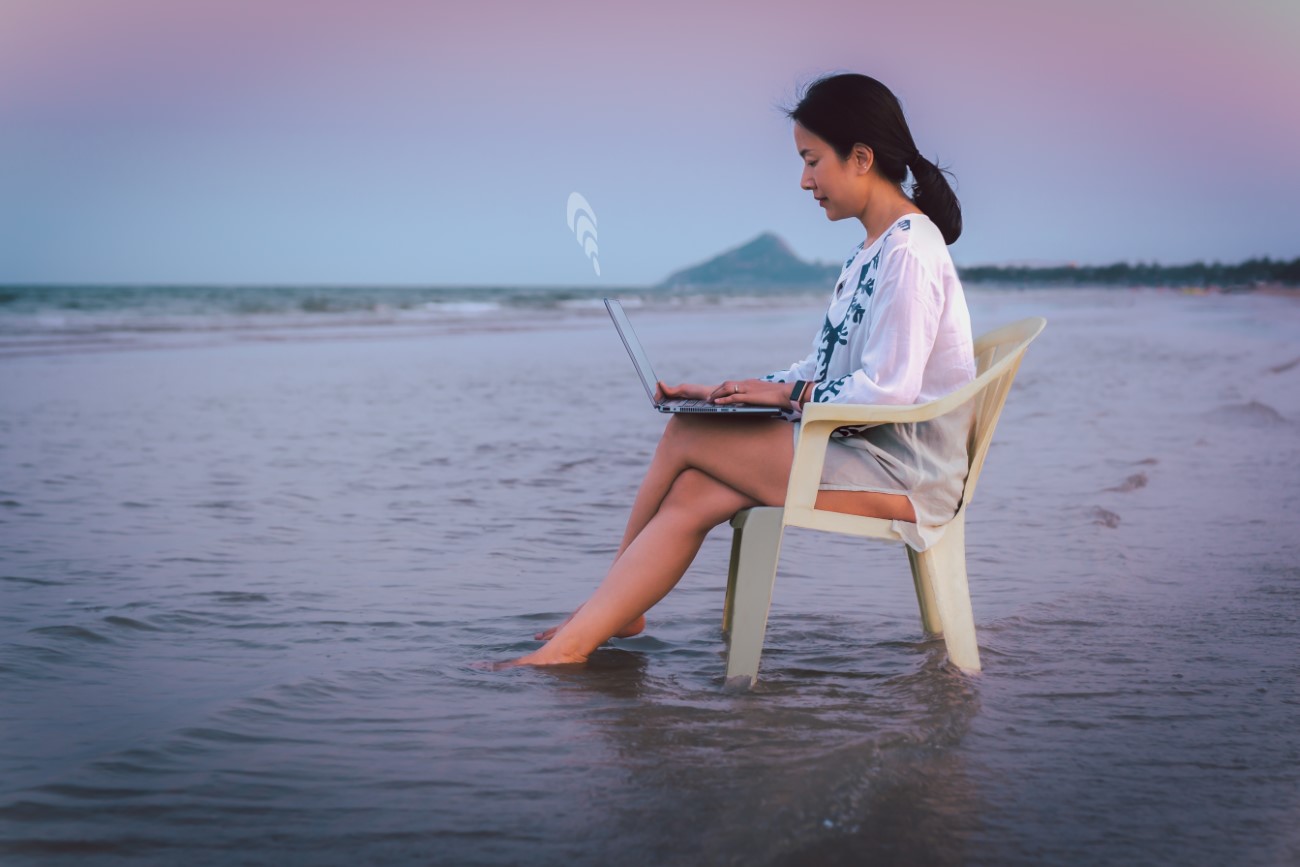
5, 251, 1299, 291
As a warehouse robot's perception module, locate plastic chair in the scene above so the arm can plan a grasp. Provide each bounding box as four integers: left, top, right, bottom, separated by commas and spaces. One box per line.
720, 317, 1046, 690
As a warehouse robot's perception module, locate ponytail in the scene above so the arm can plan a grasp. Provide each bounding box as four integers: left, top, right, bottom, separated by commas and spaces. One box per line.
907, 152, 962, 245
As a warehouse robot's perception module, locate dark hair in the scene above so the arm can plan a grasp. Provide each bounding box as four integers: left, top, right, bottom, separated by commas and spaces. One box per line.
782, 73, 962, 245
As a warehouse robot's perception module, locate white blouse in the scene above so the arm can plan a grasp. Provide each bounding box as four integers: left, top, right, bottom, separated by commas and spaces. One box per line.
761, 213, 977, 550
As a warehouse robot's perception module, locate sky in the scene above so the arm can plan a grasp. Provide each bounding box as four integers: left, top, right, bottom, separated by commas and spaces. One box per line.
1, 0, 1298, 286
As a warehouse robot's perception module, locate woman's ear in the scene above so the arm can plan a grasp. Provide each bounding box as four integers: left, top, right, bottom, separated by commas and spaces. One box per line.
854, 144, 874, 175
852, 144, 873, 176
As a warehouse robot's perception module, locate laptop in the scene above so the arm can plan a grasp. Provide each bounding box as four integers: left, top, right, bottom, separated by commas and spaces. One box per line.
604, 298, 784, 417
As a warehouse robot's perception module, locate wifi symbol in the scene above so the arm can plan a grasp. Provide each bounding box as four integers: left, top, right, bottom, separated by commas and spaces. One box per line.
566, 191, 600, 277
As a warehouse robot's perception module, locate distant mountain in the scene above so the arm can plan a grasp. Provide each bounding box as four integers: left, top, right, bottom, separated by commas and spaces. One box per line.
657, 232, 835, 289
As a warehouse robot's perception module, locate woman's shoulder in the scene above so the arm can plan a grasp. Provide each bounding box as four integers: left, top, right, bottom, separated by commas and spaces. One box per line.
880, 214, 956, 275
873, 214, 966, 311
881, 213, 946, 255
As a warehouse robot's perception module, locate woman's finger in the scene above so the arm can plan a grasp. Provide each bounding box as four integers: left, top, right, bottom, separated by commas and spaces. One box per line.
711, 381, 737, 403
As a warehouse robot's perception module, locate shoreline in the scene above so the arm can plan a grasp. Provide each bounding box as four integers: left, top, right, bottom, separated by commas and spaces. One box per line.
2, 285, 1298, 362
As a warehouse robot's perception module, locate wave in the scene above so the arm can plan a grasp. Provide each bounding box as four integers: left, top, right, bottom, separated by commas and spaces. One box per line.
0, 284, 832, 355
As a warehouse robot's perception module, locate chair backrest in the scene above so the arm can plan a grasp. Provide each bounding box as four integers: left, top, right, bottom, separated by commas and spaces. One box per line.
960, 317, 1046, 508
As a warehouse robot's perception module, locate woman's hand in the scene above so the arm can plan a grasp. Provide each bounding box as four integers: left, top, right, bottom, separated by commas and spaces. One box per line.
707, 378, 794, 409
654, 381, 714, 402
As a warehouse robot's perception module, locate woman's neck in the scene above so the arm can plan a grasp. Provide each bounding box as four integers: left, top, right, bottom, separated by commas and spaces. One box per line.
860, 187, 922, 247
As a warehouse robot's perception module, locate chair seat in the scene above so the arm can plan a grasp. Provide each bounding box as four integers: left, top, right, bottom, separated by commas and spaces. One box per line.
779, 506, 905, 541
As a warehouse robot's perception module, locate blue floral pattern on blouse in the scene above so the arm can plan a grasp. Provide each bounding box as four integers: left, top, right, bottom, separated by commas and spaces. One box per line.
760, 220, 912, 424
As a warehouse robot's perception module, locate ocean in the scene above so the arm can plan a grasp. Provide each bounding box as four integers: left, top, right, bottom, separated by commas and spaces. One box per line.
0, 284, 828, 358
1, 284, 1298, 865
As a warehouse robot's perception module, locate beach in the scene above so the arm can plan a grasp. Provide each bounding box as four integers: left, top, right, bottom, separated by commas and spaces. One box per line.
1, 286, 1298, 866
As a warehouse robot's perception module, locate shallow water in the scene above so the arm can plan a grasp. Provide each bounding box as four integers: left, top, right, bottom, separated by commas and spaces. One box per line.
2, 288, 1298, 865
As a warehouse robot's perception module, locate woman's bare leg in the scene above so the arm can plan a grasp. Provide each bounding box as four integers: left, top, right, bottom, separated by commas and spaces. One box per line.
511, 468, 761, 665
614, 415, 794, 554
533, 604, 643, 641
533, 415, 795, 641
525, 416, 917, 651
816, 489, 916, 522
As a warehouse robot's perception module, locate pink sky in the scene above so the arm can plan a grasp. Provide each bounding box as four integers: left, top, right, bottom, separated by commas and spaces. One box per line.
2, 0, 1297, 284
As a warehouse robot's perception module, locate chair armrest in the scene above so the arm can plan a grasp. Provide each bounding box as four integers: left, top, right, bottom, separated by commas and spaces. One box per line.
800, 401, 933, 427
788, 394, 959, 513
786, 316, 1045, 516
799, 375, 984, 429
788, 377, 982, 509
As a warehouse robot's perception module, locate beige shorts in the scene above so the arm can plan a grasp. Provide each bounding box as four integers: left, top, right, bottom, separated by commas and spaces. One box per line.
791, 423, 909, 496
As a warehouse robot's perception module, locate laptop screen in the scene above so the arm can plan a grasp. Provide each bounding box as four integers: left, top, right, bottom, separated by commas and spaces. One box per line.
604, 299, 659, 402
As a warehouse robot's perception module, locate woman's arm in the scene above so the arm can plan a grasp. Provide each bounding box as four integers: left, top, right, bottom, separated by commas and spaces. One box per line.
809, 244, 944, 407
759, 345, 819, 385
707, 378, 802, 409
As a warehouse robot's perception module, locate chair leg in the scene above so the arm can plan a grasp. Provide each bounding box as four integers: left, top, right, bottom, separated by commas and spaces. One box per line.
722, 512, 746, 636
907, 546, 944, 636
911, 511, 982, 673
723, 507, 785, 691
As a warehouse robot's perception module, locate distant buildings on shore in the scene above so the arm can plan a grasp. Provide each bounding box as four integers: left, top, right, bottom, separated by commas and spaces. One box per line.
957, 258, 1300, 289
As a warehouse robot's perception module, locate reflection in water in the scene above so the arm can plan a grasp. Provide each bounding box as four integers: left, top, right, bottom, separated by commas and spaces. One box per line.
544, 637, 983, 865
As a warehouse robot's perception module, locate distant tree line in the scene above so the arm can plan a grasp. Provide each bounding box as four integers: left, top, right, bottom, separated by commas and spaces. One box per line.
958, 257, 1300, 288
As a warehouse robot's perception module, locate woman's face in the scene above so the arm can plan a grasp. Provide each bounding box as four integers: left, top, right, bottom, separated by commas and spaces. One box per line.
794, 123, 868, 220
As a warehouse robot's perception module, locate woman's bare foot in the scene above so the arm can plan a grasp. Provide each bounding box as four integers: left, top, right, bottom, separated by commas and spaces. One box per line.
534, 608, 645, 641
490, 647, 589, 669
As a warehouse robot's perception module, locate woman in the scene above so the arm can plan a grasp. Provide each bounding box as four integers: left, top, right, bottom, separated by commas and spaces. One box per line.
505, 72, 976, 668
